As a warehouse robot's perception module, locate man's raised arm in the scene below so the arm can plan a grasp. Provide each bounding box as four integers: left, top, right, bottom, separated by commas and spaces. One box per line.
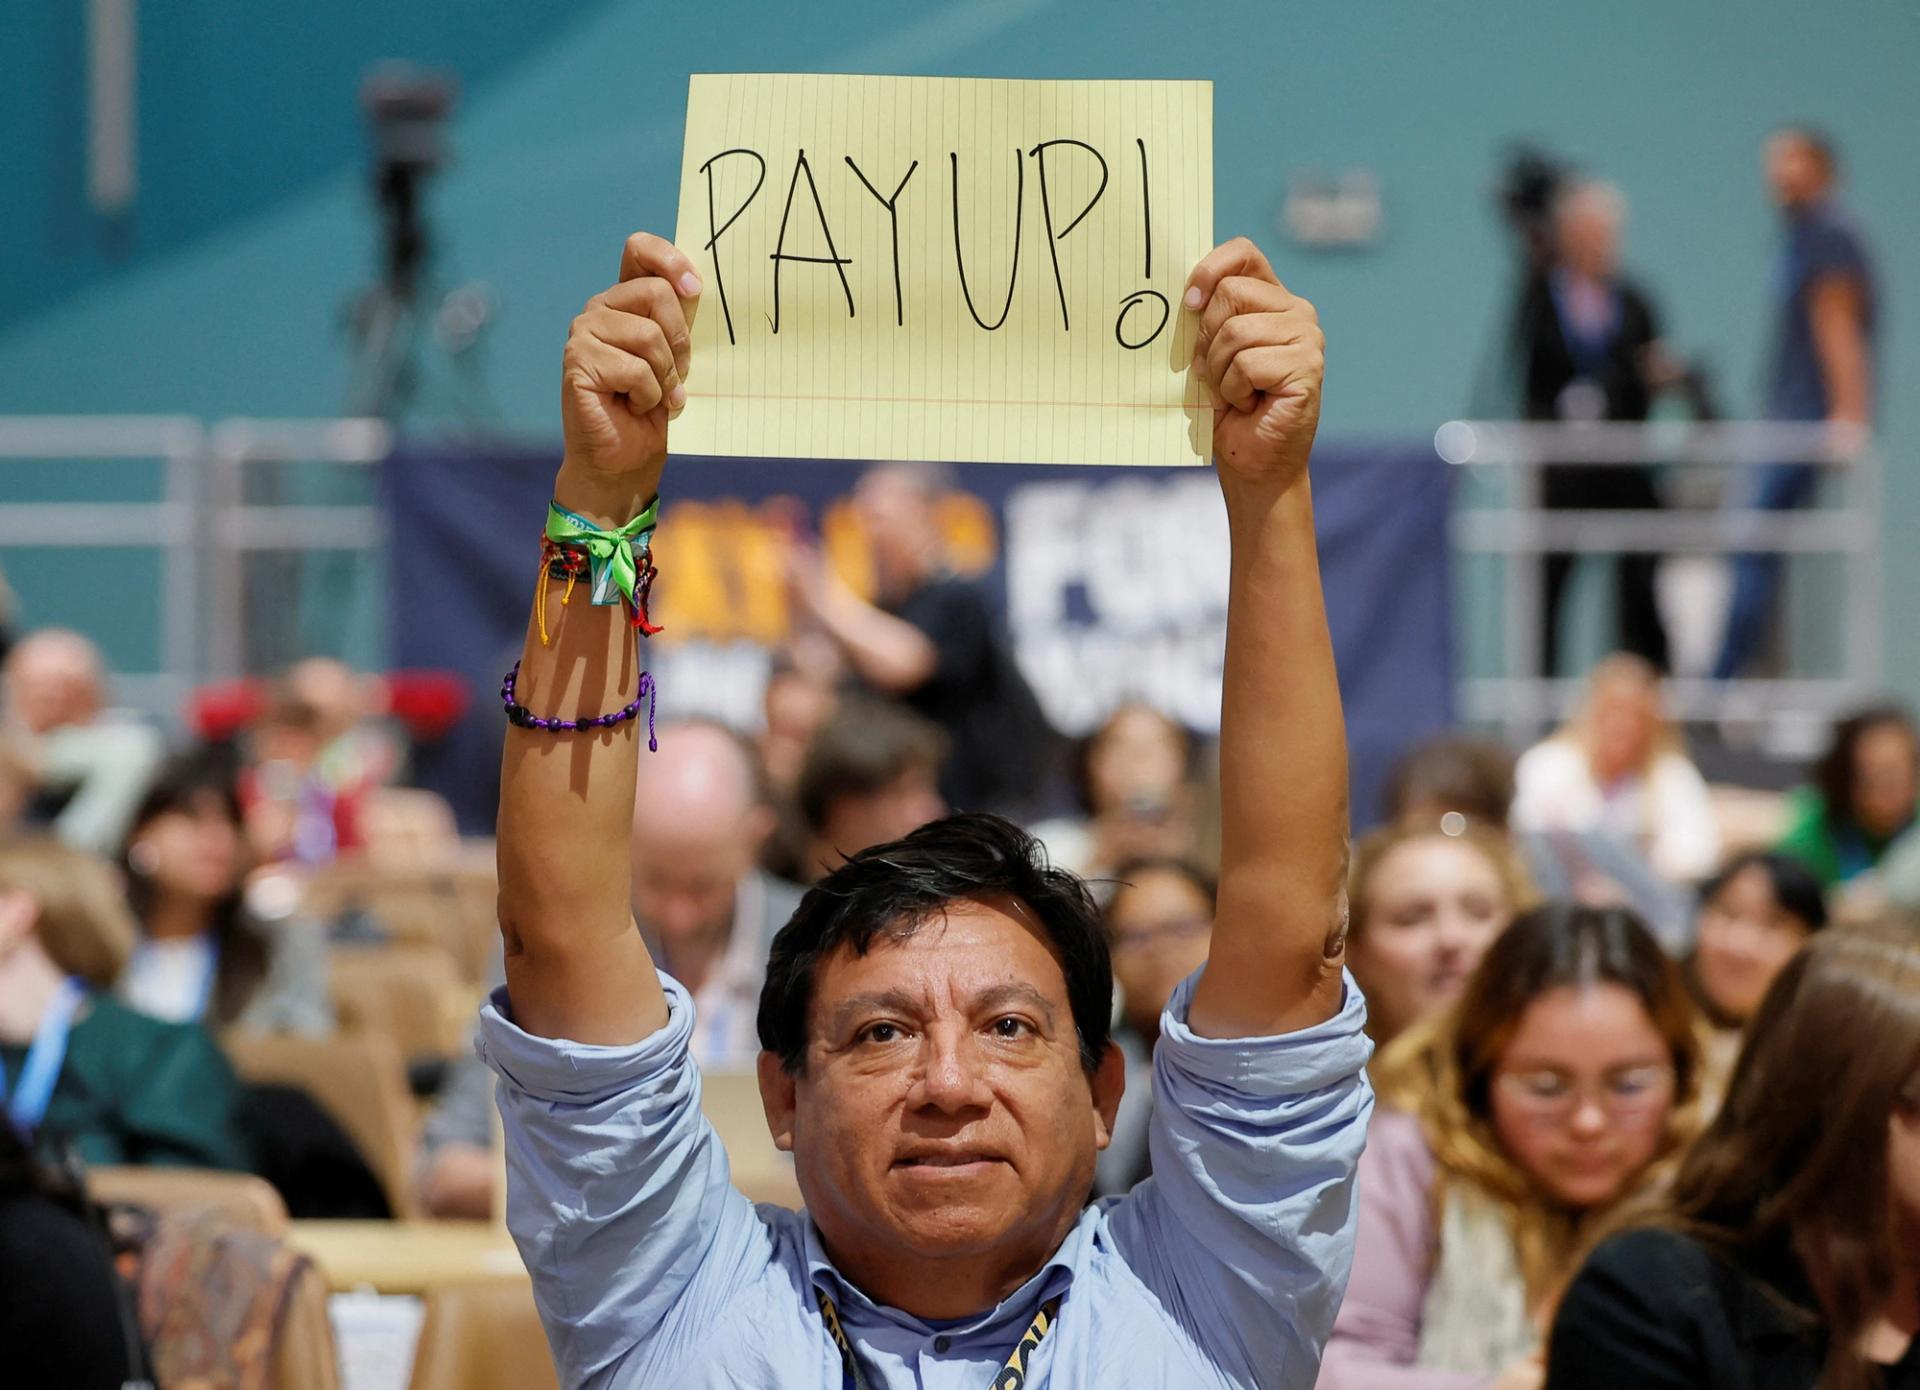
1183, 237, 1348, 1039
496, 233, 701, 1044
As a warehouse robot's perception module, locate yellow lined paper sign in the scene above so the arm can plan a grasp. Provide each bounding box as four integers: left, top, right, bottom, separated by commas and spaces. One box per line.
670, 74, 1213, 466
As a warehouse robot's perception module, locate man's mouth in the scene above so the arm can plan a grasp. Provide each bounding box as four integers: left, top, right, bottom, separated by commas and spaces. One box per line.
894, 1149, 1005, 1173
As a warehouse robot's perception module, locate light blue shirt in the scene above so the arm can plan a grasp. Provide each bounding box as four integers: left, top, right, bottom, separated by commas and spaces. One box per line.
478, 968, 1373, 1389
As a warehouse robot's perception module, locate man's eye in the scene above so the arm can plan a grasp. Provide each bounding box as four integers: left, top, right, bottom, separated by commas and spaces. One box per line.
859, 1022, 904, 1045
990, 1016, 1031, 1039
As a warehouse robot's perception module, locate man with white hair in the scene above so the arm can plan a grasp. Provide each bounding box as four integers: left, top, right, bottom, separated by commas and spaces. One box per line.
422, 718, 800, 1217
0, 629, 164, 856
629, 718, 803, 1066
1514, 178, 1674, 676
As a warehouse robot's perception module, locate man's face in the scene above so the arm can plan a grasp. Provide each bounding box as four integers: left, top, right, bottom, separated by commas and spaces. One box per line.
854, 472, 941, 593
1556, 197, 1620, 279
763, 896, 1121, 1288
820, 767, 946, 867
3, 642, 100, 735
632, 812, 757, 947
1766, 133, 1828, 208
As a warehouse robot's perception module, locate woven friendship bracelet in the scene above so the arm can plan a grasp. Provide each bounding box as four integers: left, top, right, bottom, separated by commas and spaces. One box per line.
512, 496, 664, 744
533, 500, 665, 645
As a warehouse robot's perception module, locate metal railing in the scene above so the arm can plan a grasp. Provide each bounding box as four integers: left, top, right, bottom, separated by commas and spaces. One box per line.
1440, 419, 1882, 743
0, 416, 390, 726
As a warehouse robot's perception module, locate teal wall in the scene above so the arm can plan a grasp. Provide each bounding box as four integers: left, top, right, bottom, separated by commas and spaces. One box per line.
2, 2, 1915, 688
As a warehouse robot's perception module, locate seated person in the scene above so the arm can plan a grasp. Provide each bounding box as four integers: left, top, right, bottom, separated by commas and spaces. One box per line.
1032, 703, 1202, 881
1775, 702, 1917, 891
1093, 857, 1215, 1197
0, 1122, 151, 1388
117, 756, 332, 1035
0, 837, 251, 1170
758, 637, 843, 802
477, 232, 1367, 1386
630, 720, 803, 1067
1550, 919, 1920, 1387
420, 721, 802, 1219
1511, 654, 1719, 884
1345, 819, 1534, 1050
1382, 735, 1518, 828
788, 696, 948, 883
1685, 850, 1827, 1105
1, 628, 166, 858
1321, 904, 1701, 1390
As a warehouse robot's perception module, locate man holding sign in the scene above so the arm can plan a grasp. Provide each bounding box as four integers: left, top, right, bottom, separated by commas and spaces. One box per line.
479, 81, 1366, 1390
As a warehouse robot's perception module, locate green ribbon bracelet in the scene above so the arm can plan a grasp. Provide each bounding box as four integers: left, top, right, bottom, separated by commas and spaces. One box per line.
546, 497, 660, 610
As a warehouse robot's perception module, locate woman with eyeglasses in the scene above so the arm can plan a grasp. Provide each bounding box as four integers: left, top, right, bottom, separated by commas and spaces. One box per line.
1549, 919, 1920, 1388
1319, 904, 1701, 1390
1092, 856, 1214, 1197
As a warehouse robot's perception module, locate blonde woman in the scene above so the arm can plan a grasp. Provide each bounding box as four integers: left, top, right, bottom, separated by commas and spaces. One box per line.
1346, 819, 1536, 1049
1511, 654, 1719, 883
1320, 905, 1702, 1390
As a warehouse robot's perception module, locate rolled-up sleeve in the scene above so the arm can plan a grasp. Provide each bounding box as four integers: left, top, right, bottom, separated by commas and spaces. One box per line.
1108, 970, 1374, 1390
477, 973, 768, 1387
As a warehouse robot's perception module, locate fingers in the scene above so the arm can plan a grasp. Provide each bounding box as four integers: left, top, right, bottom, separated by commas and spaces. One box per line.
1183, 236, 1280, 313
613, 231, 703, 387
600, 277, 692, 383
566, 333, 664, 413
1216, 341, 1325, 413
1204, 310, 1310, 406
619, 232, 703, 301
1189, 270, 1323, 413
580, 299, 682, 410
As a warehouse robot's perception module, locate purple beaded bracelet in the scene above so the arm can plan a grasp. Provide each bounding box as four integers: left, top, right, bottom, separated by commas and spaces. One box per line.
500, 662, 658, 751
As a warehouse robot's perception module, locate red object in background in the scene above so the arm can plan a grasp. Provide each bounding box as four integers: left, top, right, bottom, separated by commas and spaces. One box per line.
187, 679, 269, 742
184, 671, 470, 744
381, 670, 469, 740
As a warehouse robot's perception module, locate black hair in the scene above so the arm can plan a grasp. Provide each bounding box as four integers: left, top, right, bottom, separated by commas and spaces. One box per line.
1103, 856, 1218, 936
1812, 702, 1917, 831
796, 698, 948, 833
1068, 703, 1195, 817
756, 812, 1112, 1075
120, 752, 268, 1027
1698, 850, 1830, 935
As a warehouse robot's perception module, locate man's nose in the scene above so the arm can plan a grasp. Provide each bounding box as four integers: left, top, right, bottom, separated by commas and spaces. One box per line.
910, 1030, 991, 1115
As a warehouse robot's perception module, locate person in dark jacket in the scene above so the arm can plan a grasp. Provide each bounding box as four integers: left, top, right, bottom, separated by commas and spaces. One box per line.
1516, 180, 1674, 676
790, 462, 1059, 817
1549, 919, 1920, 1388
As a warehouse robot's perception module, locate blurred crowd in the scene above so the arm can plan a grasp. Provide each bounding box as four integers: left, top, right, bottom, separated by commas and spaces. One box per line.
0, 123, 1906, 1389
3, 469, 1917, 1378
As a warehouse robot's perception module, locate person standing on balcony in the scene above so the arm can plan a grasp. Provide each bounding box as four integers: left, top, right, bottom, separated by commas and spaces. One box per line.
1516, 180, 1675, 678
1714, 126, 1878, 680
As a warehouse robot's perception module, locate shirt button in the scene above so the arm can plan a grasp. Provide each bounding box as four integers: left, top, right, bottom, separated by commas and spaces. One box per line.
933, 1336, 951, 1353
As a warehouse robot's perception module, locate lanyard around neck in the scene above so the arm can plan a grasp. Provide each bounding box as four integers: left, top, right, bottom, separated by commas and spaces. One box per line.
817, 1288, 1061, 1390
1, 976, 86, 1137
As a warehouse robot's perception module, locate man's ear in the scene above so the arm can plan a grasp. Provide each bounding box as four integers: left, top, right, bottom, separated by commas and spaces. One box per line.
0, 889, 39, 954
1090, 1041, 1126, 1151
757, 1049, 798, 1153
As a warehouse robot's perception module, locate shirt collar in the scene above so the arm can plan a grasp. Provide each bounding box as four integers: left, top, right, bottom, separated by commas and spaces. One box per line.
802, 1204, 1091, 1339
